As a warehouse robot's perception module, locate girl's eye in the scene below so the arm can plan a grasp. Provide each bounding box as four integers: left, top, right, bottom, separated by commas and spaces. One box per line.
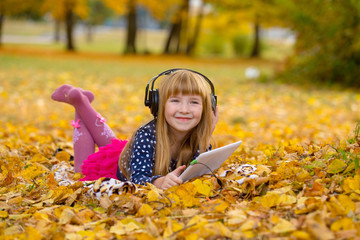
170, 98, 179, 103
191, 101, 200, 104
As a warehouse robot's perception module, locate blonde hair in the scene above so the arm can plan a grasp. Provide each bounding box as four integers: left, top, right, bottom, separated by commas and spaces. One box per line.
119, 70, 214, 178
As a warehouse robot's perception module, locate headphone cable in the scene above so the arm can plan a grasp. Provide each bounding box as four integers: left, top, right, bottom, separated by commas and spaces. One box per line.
189, 160, 223, 196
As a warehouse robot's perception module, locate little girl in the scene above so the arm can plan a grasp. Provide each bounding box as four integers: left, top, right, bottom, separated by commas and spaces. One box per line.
51, 69, 218, 189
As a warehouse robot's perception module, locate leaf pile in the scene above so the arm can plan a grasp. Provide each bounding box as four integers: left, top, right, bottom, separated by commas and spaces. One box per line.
1, 58, 360, 239
1, 122, 360, 239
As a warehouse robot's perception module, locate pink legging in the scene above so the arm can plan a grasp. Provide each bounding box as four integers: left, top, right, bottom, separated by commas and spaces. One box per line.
51, 84, 116, 172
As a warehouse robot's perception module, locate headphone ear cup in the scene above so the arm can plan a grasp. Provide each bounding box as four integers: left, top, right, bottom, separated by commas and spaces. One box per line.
211, 94, 217, 113
150, 89, 159, 117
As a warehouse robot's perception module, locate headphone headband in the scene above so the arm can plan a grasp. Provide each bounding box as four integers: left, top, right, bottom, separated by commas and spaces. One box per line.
144, 68, 217, 117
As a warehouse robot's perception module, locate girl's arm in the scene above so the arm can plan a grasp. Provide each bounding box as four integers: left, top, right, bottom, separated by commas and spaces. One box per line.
152, 165, 186, 189
129, 123, 162, 185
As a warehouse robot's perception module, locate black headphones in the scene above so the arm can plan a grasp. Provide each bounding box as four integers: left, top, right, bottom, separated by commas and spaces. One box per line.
144, 68, 217, 117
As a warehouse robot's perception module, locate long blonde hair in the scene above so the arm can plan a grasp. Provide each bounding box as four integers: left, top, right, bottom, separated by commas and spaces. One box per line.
119, 70, 214, 178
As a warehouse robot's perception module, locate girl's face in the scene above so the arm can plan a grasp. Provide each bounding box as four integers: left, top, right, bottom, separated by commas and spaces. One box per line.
164, 93, 203, 136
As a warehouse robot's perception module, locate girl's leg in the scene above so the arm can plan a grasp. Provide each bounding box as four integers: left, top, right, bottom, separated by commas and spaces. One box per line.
52, 84, 116, 172
51, 84, 95, 103
67, 88, 116, 147
72, 112, 95, 172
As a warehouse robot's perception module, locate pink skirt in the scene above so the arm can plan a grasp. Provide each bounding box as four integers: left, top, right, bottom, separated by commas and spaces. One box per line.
80, 138, 128, 181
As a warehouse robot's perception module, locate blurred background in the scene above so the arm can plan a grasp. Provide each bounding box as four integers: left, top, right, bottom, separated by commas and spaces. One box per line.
1, 0, 359, 88
1, 0, 360, 150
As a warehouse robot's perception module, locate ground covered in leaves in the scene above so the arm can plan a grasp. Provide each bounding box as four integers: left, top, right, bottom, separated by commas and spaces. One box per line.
0, 52, 360, 239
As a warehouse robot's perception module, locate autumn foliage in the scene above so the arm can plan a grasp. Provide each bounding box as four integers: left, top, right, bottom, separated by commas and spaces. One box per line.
0, 54, 360, 239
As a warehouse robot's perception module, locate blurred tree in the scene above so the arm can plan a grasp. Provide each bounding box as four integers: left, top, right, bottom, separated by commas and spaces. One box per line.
139, 0, 182, 54
163, 0, 188, 54
0, 4, 3, 46
186, 0, 206, 55
42, 0, 89, 51
150, 0, 206, 55
103, 0, 183, 54
276, 0, 360, 86
54, 19, 61, 43
207, 0, 281, 58
102, 0, 137, 54
86, 0, 112, 42
0, 0, 41, 46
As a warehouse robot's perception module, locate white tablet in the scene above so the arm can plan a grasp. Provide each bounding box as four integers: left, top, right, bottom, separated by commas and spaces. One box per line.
179, 140, 242, 182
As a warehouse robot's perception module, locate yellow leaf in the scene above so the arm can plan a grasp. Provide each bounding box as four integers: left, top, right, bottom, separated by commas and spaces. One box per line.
172, 183, 199, 207
99, 196, 112, 210
296, 169, 312, 182
203, 222, 232, 238
21, 163, 45, 180
163, 220, 183, 238
278, 194, 297, 206
192, 179, 212, 196
330, 217, 355, 232
291, 230, 311, 240
0, 210, 8, 218
5, 225, 23, 235
185, 233, 199, 240
59, 207, 75, 225
260, 192, 280, 208
327, 159, 346, 174
271, 215, 279, 224
201, 199, 229, 213
187, 215, 207, 227
349, 192, 360, 201
78, 230, 96, 240
337, 194, 355, 214
93, 207, 106, 214
147, 190, 161, 202
182, 208, 199, 217
110, 220, 143, 235
226, 209, 247, 225
55, 150, 71, 161
327, 195, 355, 216
137, 204, 154, 217
8, 214, 32, 220
304, 212, 335, 239
271, 218, 296, 234
342, 174, 360, 193
33, 212, 49, 221
26, 226, 43, 240
30, 153, 48, 163
145, 217, 159, 238
1, 165, 8, 178
8, 196, 23, 205
240, 219, 257, 232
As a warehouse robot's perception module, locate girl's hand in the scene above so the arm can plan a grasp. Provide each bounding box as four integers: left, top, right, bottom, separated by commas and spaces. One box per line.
212, 106, 219, 133
152, 165, 186, 189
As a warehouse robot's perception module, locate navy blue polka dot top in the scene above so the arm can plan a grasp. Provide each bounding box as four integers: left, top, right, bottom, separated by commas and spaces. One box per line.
116, 119, 211, 185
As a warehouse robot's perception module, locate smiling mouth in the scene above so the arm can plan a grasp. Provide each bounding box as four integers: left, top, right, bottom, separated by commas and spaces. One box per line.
176, 117, 191, 121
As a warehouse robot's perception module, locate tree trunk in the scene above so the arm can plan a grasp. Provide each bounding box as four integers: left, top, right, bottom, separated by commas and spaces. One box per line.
164, 0, 190, 54
124, 0, 137, 54
0, 14, 4, 47
179, 0, 189, 54
250, 16, 260, 58
54, 19, 61, 43
65, 7, 75, 51
186, 3, 204, 55
86, 22, 93, 43
164, 22, 181, 54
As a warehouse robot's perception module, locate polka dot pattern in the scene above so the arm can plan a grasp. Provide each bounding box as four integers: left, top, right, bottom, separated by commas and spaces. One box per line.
121, 119, 212, 185
129, 120, 160, 185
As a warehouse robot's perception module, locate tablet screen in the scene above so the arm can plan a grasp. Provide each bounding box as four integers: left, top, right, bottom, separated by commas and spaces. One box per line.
179, 140, 242, 182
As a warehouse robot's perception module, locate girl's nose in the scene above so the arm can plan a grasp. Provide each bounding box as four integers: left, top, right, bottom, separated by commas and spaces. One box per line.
179, 102, 190, 112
